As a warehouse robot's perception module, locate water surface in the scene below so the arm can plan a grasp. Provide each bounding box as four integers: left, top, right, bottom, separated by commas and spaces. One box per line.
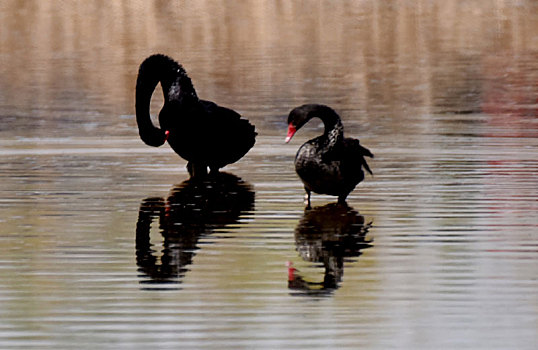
0, 1, 537, 349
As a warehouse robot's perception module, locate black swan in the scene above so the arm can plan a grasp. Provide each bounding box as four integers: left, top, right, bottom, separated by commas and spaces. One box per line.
136, 173, 255, 288
287, 203, 372, 295
135, 54, 256, 177
285, 104, 373, 207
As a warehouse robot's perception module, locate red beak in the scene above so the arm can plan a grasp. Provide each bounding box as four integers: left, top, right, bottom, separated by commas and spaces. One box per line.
164, 130, 170, 142
285, 124, 296, 143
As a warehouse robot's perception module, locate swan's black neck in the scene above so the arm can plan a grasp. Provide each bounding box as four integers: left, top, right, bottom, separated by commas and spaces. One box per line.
292, 104, 344, 150
135, 54, 198, 146
137, 54, 197, 103
320, 110, 344, 148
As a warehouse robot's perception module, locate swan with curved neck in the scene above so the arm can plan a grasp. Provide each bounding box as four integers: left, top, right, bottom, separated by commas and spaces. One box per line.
135, 54, 256, 177
286, 104, 373, 207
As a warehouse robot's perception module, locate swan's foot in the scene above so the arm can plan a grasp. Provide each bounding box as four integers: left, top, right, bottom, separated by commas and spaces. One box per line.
304, 189, 311, 209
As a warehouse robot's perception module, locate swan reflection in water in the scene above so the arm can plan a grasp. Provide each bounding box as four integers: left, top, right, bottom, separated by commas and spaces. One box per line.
288, 203, 373, 296
135, 173, 254, 290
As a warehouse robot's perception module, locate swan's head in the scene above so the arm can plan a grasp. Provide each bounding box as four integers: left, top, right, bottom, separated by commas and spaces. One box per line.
286, 104, 330, 143
285, 105, 310, 143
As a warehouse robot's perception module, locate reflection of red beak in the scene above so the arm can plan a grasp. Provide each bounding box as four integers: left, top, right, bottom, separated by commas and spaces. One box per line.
286, 261, 296, 281
285, 124, 296, 143
164, 130, 170, 142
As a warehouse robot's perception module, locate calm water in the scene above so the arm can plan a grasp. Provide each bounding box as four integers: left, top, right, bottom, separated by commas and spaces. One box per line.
1, 1, 537, 349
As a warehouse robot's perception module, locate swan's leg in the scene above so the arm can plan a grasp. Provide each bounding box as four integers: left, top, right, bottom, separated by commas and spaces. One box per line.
209, 166, 220, 175
187, 162, 194, 177
187, 162, 208, 178
304, 188, 311, 209
196, 165, 208, 178
337, 194, 348, 206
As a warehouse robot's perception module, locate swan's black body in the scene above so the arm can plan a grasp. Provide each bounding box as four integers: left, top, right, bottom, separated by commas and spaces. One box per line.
286, 104, 373, 207
135, 54, 256, 177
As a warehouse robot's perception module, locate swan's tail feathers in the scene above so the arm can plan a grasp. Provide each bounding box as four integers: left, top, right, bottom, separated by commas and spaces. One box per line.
362, 157, 373, 176
240, 118, 257, 150
356, 143, 373, 175
358, 144, 374, 159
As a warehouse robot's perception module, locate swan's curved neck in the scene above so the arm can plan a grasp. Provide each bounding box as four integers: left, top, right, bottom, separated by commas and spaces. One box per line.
135, 68, 164, 146
135, 55, 198, 146
316, 109, 344, 151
